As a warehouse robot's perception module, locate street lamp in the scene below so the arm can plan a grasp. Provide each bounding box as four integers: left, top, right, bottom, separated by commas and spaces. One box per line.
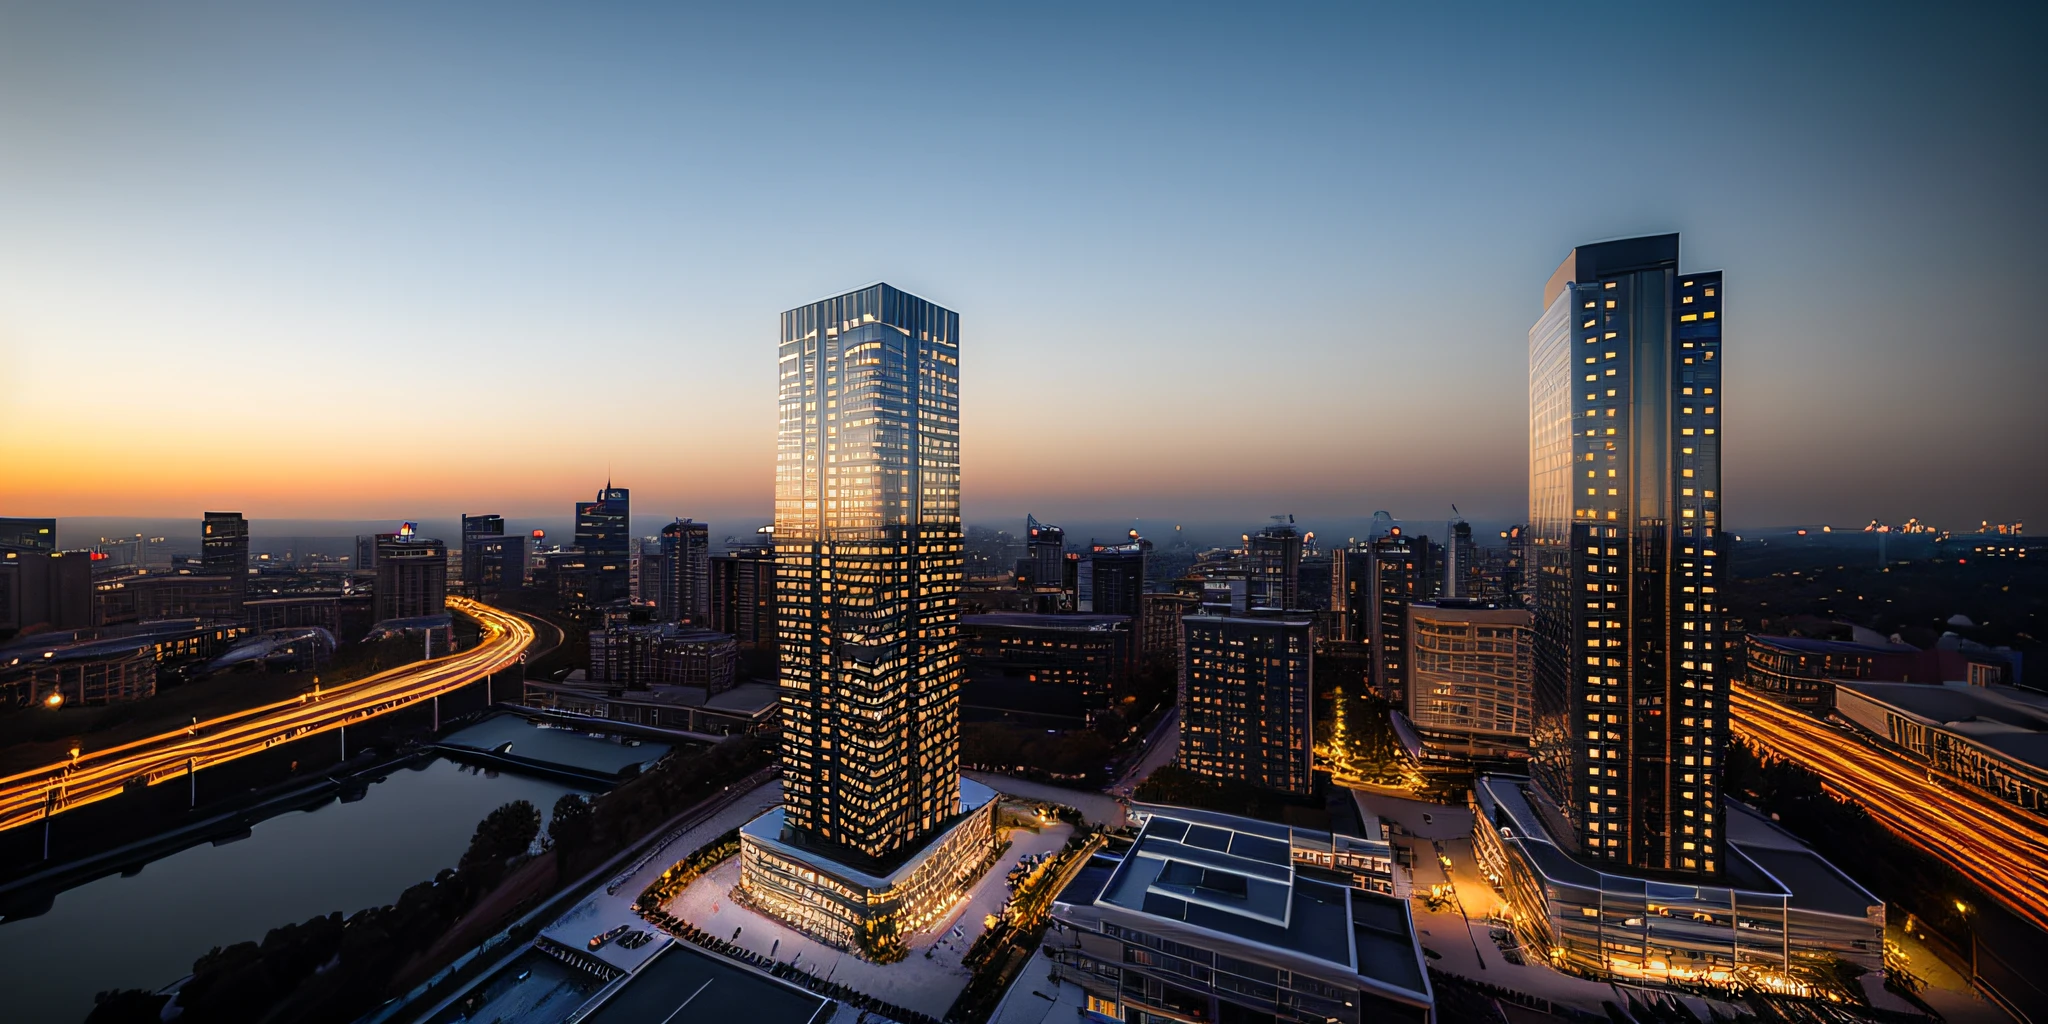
43, 691, 63, 710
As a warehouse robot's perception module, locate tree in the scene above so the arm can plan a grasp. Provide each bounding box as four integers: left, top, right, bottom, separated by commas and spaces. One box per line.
461, 799, 541, 872
547, 793, 593, 857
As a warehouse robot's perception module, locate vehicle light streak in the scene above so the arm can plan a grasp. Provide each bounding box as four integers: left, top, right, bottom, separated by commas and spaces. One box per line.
0, 597, 533, 833
1730, 684, 2048, 932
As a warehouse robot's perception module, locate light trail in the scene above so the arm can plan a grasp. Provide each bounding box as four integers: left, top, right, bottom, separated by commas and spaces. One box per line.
1730, 684, 2048, 932
0, 596, 533, 833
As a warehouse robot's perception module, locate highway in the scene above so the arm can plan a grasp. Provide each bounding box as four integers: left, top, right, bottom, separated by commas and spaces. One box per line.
1730, 683, 2048, 932
0, 596, 534, 833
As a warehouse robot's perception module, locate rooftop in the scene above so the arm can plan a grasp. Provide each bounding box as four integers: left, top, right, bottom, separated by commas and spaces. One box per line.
579, 942, 831, 1024
1061, 806, 1427, 1003
1749, 634, 1917, 656
1837, 680, 2048, 772
961, 613, 1131, 631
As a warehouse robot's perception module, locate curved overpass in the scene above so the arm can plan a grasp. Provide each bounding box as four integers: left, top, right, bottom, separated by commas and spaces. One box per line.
0, 596, 534, 833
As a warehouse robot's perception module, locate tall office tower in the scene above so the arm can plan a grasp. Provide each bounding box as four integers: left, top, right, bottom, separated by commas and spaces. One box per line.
460, 514, 525, 599
374, 530, 449, 621
1366, 528, 1422, 702
574, 484, 632, 604
1178, 610, 1315, 795
1500, 524, 1531, 609
740, 283, 993, 949
1245, 520, 1303, 612
0, 518, 57, 552
1528, 233, 1725, 877
710, 530, 776, 645
1442, 519, 1475, 600
354, 535, 377, 572
1331, 542, 1370, 643
657, 518, 711, 622
1018, 514, 1068, 613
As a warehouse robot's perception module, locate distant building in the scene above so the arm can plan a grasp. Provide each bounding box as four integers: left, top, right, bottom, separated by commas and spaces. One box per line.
1018, 514, 1068, 613
960, 612, 1131, 711
1366, 528, 1424, 702
0, 518, 57, 552
1139, 591, 1200, 667
1331, 543, 1368, 643
1178, 610, 1314, 795
1089, 534, 1150, 645
374, 531, 448, 621
1399, 600, 1534, 769
710, 535, 776, 647
353, 535, 377, 572
589, 622, 738, 693
1834, 680, 2048, 813
574, 484, 632, 605
1746, 633, 2016, 711
657, 518, 711, 622
1441, 519, 1475, 600
460, 514, 526, 599
1500, 524, 1532, 608
1245, 521, 1302, 612
1, 618, 251, 707
0, 548, 93, 634
524, 677, 780, 737
93, 572, 243, 626
201, 512, 249, 578
245, 593, 376, 643
1049, 805, 1431, 1024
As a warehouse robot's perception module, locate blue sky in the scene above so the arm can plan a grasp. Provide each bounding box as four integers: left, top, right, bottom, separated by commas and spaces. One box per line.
2, 2, 2042, 531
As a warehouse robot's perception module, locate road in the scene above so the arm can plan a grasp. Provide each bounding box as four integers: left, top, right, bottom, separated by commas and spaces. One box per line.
0, 596, 534, 833
1109, 706, 1178, 798
1730, 683, 2048, 932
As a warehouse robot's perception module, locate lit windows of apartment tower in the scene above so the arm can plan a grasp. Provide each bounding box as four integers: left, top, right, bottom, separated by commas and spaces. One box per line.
1178, 611, 1315, 795
770, 283, 965, 861
1528, 233, 1725, 877
1245, 519, 1303, 612
1366, 527, 1422, 703
657, 518, 711, 623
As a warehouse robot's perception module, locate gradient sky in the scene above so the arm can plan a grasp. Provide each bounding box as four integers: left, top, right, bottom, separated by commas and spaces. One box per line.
3, 2, 2043, 532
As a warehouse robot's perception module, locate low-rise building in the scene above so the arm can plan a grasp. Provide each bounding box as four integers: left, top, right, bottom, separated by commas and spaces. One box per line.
1834, 680, 2048, 813
0, 618, 250, 707
1048, 805, 1432, 1024
961, 612, 1131, 710
523, 677, 779, 738
590, 623, 739, 693
1471, 776, 1884, 991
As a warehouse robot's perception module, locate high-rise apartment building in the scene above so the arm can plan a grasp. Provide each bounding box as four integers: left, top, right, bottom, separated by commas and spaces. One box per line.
201, 512, 249, 622
1403, 599, 1534, 768
1441, 519, 1475, 600
1526, 233, 1725, 877
1018, 514, 1068, 613
1245, 520, 1302, 612
1178, 610, 1314, 795
738, 284, 994, 950
460, 514, 525, 599
657, 518, 710, 623
574, 484, 632, 605
374, 530, 448, 622
1366, 528, 1423, 702
1088, 533, 1149, 649
710, 530, 776, 646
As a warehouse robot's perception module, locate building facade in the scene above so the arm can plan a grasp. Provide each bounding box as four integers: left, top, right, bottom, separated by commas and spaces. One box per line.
1018, 514, 1068, 613
374, 531, 449, 622
1367, 528, 1424, 703
589, 622, 739, 693
1402, 600, 1534, 768
1526, 233, 1727, 877
1834, 680, 2048, 814
0, 548, 93, 634
657, 518, 710, 623
1245, 521, 1302, 613
961, 612, 1132, 709
0, 518, 57, 552
737, 283, 992, 954
1178, 611, 1314, 795
461, 513, 526, 599
710, 535, 776, 647
574, 484, 632, 606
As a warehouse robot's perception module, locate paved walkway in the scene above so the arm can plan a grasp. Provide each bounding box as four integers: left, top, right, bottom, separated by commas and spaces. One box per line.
966, 772, 1126, 828
664, 819, 1077, 1018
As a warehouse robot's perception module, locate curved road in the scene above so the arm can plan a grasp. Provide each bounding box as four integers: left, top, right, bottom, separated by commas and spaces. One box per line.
1731, 683, 2048, 932
0, 596, 534, 833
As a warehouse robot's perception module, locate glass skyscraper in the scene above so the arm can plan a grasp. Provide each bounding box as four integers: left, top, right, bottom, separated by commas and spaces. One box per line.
771, 283, 964, 864
1527, 233, 1726, 878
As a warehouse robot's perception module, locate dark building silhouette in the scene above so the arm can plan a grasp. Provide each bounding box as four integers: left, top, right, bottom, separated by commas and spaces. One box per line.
710, 532, 775, 647
574, 484, 632, 605
0, 518, 57, 552
1017, 514, 1068, 613
658, 518, 710, 623
374, 529, 448, 622
1178, 610, 1314, 795
1245, 520, 1302, 612
0, 548, 93, 634
1367, 527, 1424, 702
201, 512, 249, 619
461, 514, 525, 599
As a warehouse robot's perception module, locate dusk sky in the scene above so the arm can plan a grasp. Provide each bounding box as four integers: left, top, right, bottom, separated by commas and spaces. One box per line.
3, 2, 2043, 532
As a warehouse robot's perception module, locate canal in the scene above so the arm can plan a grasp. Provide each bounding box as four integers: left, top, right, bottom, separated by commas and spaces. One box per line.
0, 754, 588, 1023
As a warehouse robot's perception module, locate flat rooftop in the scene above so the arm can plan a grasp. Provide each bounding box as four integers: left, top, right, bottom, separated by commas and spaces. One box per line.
1839, 681, 2048, 772
530, 679, 779, 716
1475, 777, 1881, 920
579, 942, 831, 1024
962, 612, 1131, 631
1067, 807, 1426, 1001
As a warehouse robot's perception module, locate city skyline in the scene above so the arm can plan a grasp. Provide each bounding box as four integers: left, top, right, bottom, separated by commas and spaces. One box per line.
4, 4, 2045, 528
